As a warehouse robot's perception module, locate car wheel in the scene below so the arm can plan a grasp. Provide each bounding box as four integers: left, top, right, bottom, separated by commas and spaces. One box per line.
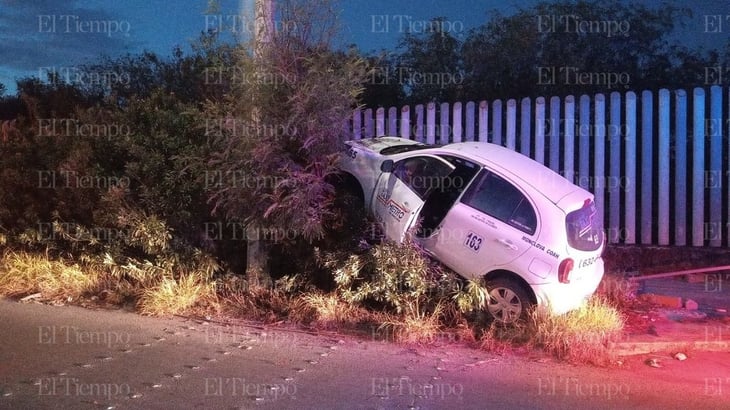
485, 278, 531, 324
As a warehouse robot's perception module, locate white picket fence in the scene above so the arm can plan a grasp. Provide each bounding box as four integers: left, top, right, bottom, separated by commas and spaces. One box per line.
350, 87, 728, 247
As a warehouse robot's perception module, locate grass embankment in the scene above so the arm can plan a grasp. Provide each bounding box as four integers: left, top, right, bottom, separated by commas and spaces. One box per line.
0, 245, 628, 365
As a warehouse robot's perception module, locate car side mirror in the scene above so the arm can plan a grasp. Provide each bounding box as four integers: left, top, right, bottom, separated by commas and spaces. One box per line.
380, 160, 394, 173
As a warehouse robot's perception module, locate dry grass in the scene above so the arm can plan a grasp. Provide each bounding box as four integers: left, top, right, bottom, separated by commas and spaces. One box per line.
301, 292, 373, 329
596, 273, 638, 309
378, 303, 444, 345
527, 296, 625, 365
138, 274, 218, 316
478, 320, 532, 353
220, 284, 301, 323
0, 250, 100, 301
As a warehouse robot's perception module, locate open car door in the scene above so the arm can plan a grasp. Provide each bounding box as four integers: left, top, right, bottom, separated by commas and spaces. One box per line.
372, 155, 455, 243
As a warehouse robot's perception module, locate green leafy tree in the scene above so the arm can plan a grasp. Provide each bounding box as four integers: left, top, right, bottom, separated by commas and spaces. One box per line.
203, 0, 370, 285
360, 52, 406, 108
460, 0, 691, 100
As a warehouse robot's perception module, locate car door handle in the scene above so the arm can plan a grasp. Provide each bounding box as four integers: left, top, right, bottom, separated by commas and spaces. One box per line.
496, 238, 518, 251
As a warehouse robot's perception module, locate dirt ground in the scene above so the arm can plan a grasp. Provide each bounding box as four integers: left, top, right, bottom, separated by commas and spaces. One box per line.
603, 244, 730, 345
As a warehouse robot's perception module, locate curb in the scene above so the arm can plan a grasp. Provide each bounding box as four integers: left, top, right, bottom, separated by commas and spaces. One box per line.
610, 340, 730, 356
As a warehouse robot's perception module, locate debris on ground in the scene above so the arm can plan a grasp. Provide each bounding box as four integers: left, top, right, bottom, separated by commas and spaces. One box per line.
645, 358, 661, 368
674, 353, 687, 361
641, 294, 682, 308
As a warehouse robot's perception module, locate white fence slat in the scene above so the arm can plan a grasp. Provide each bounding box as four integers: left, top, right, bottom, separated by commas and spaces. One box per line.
478, 101, 489, 141
453, 102, 463, 143
415, 104, 424, 142
492, 100, 503, 145
376, 107, 385, 137
426, 103, 436, 144
578, 95, 590, 190
709, 86, 722, 247
563, 96, 575, 184
400, 105, 410, 139
465, 101, 475, 142
388, 107, 397, 136
353, 108, 362, 140
594, 94, 606, 222
549, 96, 561, 172
727, 88, 730, 244
625, 92, 637, 244
535, 97, 546, 165
364, 108, 373, 137
641, 90, 653, 245
674, 90, 688, 246
657, 89, 670, 245
608, 92, 621, 243
692, 88, 705, 247
440, 102, 450, 144
506, 99, 517, 150
520, 97, 532, 157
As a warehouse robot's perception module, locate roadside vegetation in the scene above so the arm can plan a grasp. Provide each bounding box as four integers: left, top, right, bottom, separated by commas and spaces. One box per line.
0, 225, 627, 365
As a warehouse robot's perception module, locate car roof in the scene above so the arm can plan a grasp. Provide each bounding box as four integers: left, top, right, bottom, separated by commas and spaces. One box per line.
436, 142, 582, 205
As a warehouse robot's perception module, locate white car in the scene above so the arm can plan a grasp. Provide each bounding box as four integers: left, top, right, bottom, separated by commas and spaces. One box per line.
337, 137, 605, 323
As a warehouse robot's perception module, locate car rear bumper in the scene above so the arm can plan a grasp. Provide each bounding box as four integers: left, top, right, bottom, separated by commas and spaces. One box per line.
532, 258, 604, 315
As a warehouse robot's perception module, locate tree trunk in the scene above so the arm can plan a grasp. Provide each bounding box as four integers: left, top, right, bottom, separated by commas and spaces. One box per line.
245, 226, 271, 288
245, 0, 275, 288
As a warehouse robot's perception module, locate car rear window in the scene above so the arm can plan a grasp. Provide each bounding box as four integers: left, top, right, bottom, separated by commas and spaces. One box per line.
379, 144, 431, 155
461, 171, 537, 235
565, 199, 603, 251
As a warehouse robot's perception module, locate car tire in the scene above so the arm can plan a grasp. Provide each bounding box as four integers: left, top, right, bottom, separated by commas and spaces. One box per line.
485, 278, 532, 324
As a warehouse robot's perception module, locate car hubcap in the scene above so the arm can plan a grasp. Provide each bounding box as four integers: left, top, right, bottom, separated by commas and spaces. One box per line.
487, 288, 522, 322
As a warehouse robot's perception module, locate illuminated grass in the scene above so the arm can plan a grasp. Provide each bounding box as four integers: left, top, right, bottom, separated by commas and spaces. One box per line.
0, 250, 100, 300
379, 303, 444, 345
302, 293, 364, 327
528, 296, 625, 365
138, 274, 218, 316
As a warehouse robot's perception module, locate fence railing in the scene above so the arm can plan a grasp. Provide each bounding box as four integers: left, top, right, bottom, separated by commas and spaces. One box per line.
351, 87, 729, 248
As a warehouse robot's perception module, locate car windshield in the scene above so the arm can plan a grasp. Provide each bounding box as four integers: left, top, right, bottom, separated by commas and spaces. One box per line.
379, 144, 432, 155
565, 199, 603, 251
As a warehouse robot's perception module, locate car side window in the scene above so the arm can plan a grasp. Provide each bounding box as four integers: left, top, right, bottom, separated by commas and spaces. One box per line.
461, 170, 537, 235
393, 156, 453, 198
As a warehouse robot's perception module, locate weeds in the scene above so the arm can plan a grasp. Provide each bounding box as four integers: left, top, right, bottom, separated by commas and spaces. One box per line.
138, 274, 218, 316
527, 297, 625, 365
301, 292, 371, 329
596, 273, 638, 309
379, 303, 444, 344
0, 250, 100, 301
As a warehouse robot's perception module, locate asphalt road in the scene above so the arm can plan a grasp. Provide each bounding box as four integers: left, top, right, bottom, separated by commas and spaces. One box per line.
1, 298, 729, 410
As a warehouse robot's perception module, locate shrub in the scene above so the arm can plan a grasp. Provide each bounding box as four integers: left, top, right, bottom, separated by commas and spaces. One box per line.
320, 233, 488, 342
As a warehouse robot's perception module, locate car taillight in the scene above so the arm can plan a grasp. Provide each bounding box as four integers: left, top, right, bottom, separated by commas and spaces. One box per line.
558, 258, 574, 284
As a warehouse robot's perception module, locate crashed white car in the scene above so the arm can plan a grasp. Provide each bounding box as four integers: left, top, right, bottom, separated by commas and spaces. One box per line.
337, 137, 605, 323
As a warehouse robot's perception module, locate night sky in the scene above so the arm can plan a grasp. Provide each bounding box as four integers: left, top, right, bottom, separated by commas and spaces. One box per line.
0, 0, 728, 94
